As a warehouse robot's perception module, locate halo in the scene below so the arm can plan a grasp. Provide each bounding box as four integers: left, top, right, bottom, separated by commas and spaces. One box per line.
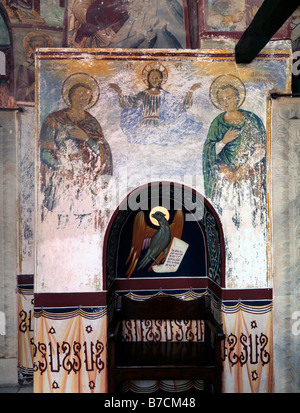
142, 62, 168, 86
149, 206, 170, 226
209, 74, 246, 110
62, 72, 100, 109
23, 31, 53, 57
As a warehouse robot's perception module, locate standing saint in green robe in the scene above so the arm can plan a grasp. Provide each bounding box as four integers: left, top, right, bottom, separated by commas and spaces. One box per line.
202, 83, 266, 224
202, 77, 267, 287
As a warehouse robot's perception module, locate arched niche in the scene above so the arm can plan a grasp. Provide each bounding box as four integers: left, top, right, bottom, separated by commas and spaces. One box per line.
103, 182, 225, 297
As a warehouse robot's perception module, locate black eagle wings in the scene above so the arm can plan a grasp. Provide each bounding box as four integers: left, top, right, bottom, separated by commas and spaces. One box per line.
125, 209, 184, 278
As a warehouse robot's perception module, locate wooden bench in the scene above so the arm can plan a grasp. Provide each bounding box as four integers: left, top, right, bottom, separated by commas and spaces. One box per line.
107, 294, 225, 393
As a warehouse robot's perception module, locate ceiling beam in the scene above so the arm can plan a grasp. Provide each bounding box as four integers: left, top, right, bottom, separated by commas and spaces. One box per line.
235, 0, 300, 63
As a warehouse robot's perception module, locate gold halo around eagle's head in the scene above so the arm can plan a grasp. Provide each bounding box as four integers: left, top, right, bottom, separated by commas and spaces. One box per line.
209, 74, 246, 111
62, 72, 100, 109
142, 62, 168, 86
150, 206, 170, 226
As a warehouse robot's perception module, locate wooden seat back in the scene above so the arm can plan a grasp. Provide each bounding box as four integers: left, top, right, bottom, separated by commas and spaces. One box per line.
116, 294, 210, 321
108, 293, 224, 393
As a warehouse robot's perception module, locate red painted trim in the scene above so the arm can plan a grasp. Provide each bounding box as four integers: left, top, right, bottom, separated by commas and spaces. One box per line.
113, 277, 208, 292
182, 0, 191, 49
33, 286, 273, 310
114, 280, 272, 301
207, 278, 222, 297
221, 288, 273, 301
17, 274, 34, 285
37, 50, 235, 59
34, 292, 107, 308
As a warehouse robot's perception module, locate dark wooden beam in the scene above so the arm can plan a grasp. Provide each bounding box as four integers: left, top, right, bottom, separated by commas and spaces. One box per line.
235, 0, 300, 63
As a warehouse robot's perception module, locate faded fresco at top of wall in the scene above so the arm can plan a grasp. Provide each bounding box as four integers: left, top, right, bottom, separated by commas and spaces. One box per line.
13, 28, 63, 104
14, 30, 53, 104
204, 0, 249, 32
200, 0, 292, 37
67, 0, 188, 48
1, 0, 65, 26
36, 48, 291, 293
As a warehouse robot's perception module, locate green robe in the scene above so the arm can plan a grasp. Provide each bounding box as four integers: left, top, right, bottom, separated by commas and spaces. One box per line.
202, 109, 266, 200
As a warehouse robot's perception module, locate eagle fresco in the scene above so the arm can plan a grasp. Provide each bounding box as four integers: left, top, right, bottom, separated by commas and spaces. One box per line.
125, 209, 184, 278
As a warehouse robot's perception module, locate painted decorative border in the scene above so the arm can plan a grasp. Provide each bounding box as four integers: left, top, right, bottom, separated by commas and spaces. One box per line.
17, 274, 34, 384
